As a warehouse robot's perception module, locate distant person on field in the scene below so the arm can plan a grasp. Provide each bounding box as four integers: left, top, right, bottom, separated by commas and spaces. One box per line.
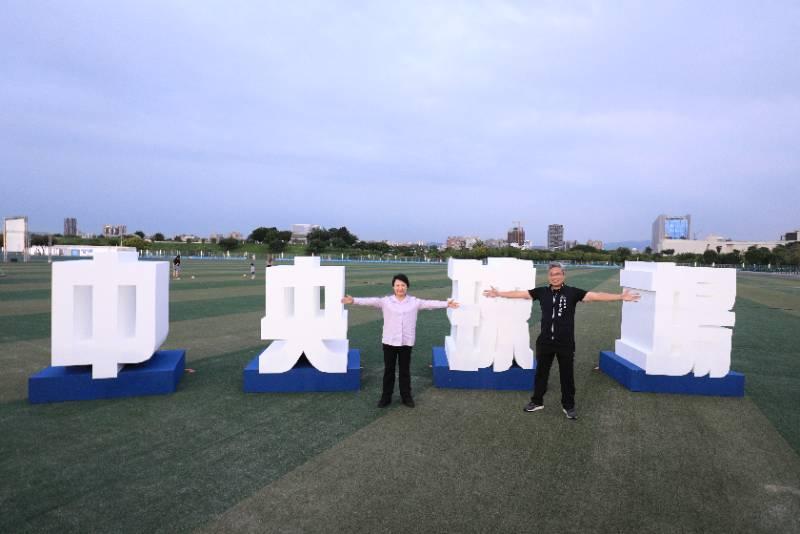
342, 274, 459, 409
172, 255, 181, 279
250, 262, 256, 280
483, 262, 640, 420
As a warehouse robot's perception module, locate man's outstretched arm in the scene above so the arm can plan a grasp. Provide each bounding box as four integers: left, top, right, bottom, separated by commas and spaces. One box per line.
483, 287, 532, 299
583, 289, 640, 303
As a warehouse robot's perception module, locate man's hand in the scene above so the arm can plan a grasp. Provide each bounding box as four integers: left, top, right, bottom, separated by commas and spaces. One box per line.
621, 289, 640, 302
447, 299, 460, 308
482, 286, 499, 298
341, 295, 354, 305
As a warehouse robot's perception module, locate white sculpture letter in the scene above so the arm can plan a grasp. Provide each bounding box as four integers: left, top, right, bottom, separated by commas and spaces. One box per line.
445, 258, 535, 372
259, 256, 349, 373
615, 261, 736, 378
51, 247, 169, 379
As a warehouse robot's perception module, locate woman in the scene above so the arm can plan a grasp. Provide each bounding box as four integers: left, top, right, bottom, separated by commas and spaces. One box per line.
342, 274, 458, 408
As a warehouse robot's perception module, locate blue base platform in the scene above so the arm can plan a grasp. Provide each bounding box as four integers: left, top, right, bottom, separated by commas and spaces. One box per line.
431, 346, 535, 390
599, 351, 745, 397
243, 349, 361, 393
29, 349, 186, 404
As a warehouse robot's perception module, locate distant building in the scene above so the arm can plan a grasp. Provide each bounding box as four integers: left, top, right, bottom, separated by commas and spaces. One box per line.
445, 236, 480, 250
785, 230, 800, 242
547, 224, 564, 250
586, 239, 604, 250
384, 240, 425, 247
652, 214, 691, 252
228, 231, 244, 241
564, 240, 577, 250
446, 236, 466, 249
63, 218, 77, 237
507, 223, 525, 246
102, 224, 127, 237
662, 234, 785, 255
464, 236, 479, 249
484, 238, 506, 248
290, 224, 319, 244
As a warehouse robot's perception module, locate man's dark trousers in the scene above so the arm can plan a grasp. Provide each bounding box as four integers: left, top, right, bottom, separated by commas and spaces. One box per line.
531, 345, 576, 409
382, 344, 413, 401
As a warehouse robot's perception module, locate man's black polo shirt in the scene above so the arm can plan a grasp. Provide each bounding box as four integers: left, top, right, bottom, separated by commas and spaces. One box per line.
528, 285, 588, 351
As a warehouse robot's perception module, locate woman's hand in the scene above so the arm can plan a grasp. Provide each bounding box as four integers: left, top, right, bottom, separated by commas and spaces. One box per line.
341, 295, 354, 305
447, 299, 460, 308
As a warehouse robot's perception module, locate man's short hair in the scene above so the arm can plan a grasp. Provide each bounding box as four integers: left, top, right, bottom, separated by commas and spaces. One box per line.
548, 262, 565, 274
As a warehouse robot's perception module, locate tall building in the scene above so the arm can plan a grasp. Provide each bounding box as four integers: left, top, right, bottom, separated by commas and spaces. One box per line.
652, 214, 691, 252
547, 224, 564, 250
63, 217, 77, 236
507, 222, 525, 246
587, 239, 604, 250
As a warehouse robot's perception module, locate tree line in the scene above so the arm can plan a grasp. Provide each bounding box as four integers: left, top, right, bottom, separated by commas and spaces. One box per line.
12, 229, 800, 267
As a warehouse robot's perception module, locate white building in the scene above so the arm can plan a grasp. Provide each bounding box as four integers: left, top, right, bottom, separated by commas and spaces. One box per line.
661, 235, 785, 255
290, 224, 320, 244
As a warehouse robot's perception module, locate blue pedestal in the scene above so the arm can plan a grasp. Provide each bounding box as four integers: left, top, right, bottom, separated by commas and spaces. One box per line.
599, 351, 745, 397
29, 349, 186, 404
431, 346, 535, 390
243, 349, 361, 393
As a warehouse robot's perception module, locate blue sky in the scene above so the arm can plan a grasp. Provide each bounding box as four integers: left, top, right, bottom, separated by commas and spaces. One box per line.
2, 1, 798, 244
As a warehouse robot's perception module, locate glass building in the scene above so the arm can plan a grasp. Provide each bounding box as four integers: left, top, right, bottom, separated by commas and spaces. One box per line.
652, 214, 691, 252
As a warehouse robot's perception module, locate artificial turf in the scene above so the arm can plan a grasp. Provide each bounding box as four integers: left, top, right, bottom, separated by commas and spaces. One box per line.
0, 260, 798, 533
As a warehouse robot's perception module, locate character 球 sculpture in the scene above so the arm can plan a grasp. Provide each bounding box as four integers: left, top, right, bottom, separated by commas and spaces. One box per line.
445, 258, 535, 372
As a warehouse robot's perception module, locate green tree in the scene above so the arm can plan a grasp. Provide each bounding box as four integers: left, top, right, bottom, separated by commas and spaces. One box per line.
248, 227, 275, 243
218, 237, 239, 252
134, 230, 145, 239
611, 247, 632, 263
30, 234, 50, 247
152, 232, 165, 241
122, 236, 149, 250
744, 246, 771, 265
702, 249, 718, 265
306, 237, 327, 255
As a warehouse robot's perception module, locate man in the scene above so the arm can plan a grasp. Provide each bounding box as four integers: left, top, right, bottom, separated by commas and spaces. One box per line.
172, 255, 181, 280
484, 262, 639, 420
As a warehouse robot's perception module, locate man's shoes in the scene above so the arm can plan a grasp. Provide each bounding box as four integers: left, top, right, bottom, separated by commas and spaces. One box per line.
523, 402, 544, 412
377, 397, 392, 408
563, 407, 578, 420
402, 397, 415, 408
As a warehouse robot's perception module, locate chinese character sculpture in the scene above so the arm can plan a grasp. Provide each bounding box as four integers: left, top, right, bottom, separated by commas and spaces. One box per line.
445, 258, 535, 372
614, 261, 736, 378
258, 256, 349, 373
51, 248, 169, 379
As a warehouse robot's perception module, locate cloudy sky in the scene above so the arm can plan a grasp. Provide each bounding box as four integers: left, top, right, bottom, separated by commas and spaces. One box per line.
2, 1, 798, 244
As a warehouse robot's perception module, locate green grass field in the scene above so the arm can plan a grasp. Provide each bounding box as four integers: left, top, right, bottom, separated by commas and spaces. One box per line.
1, 260, 799, 533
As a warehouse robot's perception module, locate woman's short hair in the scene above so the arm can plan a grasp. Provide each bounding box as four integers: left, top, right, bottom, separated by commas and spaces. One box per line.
392, 274, 410, 288
548, 262, 565, 274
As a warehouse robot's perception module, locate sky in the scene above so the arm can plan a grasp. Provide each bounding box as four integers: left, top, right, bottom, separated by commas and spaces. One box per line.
1, 1, 799, 245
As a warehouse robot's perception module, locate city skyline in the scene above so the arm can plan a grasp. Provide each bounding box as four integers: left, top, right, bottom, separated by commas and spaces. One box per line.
2, 2, 798, 242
